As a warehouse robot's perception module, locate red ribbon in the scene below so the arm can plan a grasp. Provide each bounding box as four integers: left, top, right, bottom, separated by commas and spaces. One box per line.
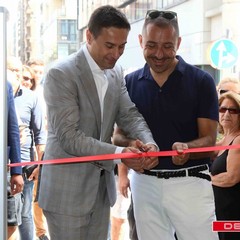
8, 144, 240, 167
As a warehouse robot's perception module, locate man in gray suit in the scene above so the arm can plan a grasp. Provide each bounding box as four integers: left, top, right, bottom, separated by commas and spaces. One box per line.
38, 5, 158, 240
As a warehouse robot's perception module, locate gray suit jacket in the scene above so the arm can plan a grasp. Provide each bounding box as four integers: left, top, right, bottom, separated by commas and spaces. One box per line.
38, 47, 156, 217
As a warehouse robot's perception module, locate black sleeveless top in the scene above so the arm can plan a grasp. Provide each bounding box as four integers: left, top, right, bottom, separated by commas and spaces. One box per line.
211, 140, 240, 240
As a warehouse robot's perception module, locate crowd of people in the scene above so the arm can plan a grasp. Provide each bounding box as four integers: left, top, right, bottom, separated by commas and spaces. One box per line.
7, 57, 48, 240
6, 4, 240, 240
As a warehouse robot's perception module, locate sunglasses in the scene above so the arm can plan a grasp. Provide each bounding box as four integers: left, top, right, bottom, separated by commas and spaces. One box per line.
219, 89, 228, 95
219, 107, 240, 114
146, 10, 177, 20
219, 89, 240, 95
23, 76, 34, 82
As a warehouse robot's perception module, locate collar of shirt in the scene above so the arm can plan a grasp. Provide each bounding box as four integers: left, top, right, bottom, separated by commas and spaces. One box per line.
82, 44, 104, 74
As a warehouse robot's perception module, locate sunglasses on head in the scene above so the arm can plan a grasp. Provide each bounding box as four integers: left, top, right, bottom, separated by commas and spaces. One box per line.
219, 107, 240, 114
145, 10, 177, 20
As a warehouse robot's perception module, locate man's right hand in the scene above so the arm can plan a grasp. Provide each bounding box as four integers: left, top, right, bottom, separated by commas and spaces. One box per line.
121, 147, 144, 172
10, 174, 24, 195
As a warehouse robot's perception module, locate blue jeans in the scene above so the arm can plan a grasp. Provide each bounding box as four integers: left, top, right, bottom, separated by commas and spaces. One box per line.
107, 221, 111, 240
19, 179, 34, 240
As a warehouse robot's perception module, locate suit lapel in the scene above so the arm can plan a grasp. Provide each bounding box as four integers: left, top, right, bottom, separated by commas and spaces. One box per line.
102, 70, 116, 139
75, 49, 101, 138
101, 71, 117, 171
75, 51, 115, 171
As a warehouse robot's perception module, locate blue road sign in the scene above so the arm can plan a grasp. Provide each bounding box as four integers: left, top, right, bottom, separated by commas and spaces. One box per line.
210, 39, 238, 69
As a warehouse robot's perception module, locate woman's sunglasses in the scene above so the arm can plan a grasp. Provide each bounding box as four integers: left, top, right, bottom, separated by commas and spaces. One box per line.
23, 76, 34, 82
219, 89, 228, 95
219, 107, 240, 114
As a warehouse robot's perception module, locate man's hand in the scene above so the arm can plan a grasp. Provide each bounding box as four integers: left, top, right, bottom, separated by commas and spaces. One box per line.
141, 143, 159, 170
121, 147, 144, 172
10, 174, 24, 195
118, 164, 130, 198
122, 140, 159, 171
28, 166, 39, 181
172, 142, 189, 165
131, 140, 159, 170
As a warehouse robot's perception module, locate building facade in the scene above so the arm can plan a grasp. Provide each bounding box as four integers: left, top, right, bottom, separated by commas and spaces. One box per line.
78, 0, 240, 83
4, 0, 240, 82
9, 0, 78, 65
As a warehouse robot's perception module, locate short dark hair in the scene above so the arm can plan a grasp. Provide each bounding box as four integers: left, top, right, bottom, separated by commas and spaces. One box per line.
143, 15, 179, 37
88, 5, 130, 39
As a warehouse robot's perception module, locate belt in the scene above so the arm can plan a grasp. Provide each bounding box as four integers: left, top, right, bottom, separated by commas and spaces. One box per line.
143, 165, 210, 181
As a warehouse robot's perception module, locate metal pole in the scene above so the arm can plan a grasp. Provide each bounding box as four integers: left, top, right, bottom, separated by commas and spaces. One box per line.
0, 6, 8, 240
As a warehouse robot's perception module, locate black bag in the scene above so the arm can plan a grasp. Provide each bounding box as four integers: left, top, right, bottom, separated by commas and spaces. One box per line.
22, 164, 38, 179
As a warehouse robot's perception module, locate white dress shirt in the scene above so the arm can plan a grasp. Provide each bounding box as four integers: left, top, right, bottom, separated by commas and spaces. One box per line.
83, 44, 123, 162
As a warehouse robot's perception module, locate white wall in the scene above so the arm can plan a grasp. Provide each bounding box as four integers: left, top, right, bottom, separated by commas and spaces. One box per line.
118, 19, 145, 70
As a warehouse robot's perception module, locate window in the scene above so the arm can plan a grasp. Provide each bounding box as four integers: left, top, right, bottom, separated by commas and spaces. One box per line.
58, 19, 77, 41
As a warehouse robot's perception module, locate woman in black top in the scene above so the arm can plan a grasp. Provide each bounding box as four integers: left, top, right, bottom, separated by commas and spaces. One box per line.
211, 91, 240, 240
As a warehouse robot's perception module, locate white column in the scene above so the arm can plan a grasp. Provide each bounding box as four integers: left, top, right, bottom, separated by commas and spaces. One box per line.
0, 6, 8, 240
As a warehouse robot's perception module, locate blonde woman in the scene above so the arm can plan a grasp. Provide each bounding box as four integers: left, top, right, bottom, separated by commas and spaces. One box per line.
217, 77, 240, 96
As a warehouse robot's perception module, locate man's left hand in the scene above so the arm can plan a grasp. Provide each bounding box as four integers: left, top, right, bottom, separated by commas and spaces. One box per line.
172, 142, 189, 165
